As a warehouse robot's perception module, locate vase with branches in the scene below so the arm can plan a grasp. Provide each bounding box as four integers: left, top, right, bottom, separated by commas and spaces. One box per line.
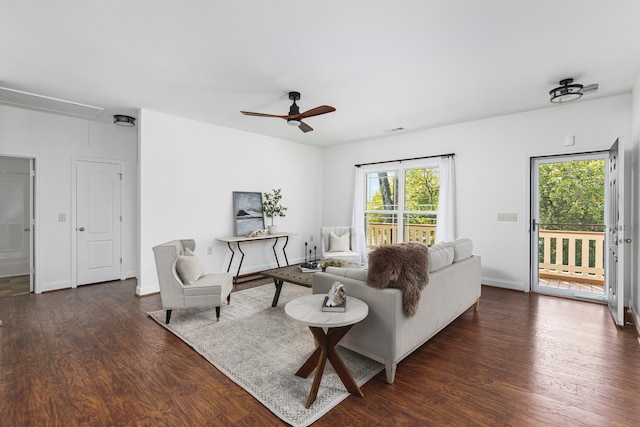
263, 188, 287, 234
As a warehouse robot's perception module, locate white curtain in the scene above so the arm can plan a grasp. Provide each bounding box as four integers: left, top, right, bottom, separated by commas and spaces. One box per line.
351, 166, 368, 263
435, 156, 455, 242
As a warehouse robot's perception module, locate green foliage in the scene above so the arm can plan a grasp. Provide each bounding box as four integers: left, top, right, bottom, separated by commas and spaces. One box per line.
366, 168, 439, 225
262, 188, 287, 226
404, 168, 440, 215
538, 160, 605, 231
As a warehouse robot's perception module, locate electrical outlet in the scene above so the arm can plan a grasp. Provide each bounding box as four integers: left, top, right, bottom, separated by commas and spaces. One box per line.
310, 235, 314, 241
497, 213, 517, 222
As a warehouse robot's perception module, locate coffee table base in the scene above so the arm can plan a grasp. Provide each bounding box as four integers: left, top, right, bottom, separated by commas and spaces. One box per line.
295, 325, 364, 409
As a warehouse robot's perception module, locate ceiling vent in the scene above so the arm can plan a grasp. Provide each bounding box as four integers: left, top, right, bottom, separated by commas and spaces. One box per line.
0, 86, 104, 119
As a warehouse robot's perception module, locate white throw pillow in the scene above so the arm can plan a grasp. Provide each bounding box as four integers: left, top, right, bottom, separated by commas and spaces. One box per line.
176, 248, 205, 285
329, 231, 351, 252
428, 242, 454, 272
450, 238, 473, 262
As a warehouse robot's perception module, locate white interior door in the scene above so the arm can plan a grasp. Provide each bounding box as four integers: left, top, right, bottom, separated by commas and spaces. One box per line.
607, 139, 625, 326
76, 160, 122, 285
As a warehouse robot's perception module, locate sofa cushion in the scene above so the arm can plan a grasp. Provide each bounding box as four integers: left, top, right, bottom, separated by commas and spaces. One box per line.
329, 231, 350, 252
428, 242, 454, 272
325, 266, 368, 281
176, 249, 205, 285
450, 238, 473, 262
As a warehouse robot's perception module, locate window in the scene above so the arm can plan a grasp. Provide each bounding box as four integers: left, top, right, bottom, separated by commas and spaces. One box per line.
364, 161, 440, 248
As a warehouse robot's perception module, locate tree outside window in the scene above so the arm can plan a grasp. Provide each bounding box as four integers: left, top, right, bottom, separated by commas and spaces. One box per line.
365, 165, 440, 247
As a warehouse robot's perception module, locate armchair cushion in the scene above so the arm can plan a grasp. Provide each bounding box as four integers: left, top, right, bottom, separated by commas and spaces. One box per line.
176, 249, 205, 285
329, 231, 351, 252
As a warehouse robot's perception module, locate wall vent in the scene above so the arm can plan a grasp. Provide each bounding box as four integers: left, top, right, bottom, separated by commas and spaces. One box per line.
0, 86, 104, 119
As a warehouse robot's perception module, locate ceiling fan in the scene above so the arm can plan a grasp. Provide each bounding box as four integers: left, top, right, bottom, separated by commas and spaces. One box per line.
241, 91, 335, 133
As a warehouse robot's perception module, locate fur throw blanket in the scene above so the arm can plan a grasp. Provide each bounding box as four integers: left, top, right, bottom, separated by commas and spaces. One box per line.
366, 242, 430, 316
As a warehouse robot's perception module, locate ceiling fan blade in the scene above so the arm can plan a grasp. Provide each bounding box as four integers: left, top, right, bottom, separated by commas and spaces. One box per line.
297, 105, 336, 119
298, 121, 313, 133
240, 111, 288, 119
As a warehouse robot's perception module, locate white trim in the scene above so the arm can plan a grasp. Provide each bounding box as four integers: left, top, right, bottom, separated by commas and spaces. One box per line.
481, 277, 525, 292
0, 150, 41, 294
71, 156, 125, 287
528, 150, 609, 302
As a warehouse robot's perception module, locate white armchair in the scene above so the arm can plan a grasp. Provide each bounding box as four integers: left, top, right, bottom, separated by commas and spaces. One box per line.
152, 239, 233, 324
320, 226, 361, 263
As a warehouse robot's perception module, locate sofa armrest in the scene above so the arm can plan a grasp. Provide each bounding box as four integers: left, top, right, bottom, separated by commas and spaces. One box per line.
312, 272, 404, 361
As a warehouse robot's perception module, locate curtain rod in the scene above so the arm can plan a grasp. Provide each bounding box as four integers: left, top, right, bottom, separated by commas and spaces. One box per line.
355, 153, 454, 168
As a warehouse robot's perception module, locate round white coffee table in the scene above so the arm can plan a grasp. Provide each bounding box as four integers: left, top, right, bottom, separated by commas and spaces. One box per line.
285, 294, 369, 408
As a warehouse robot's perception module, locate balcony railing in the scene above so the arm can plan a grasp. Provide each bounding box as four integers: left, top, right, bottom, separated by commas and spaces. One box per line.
366, 223, 436, 247
538, 229, 604, 285
367, 222, 605, 286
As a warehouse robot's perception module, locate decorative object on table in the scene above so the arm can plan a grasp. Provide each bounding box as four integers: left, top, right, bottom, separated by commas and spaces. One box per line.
233, 191, 266, 237
247, 229, 269, 238
300, 242, 319, 270
322, 281, 346, 312
320, 259, 345, 271
299, 264, 321, 273
148, 284, 382, 426
262, 188, 287, 234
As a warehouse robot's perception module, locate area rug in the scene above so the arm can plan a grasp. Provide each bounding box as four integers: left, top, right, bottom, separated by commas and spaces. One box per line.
148, 284, 383, 427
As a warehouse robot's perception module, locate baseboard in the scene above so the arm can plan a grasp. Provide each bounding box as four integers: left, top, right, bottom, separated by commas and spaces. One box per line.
136, 281, 159, 296
481, 277, 525, 292
38, 280, 73, 293
631, 305, 640, 337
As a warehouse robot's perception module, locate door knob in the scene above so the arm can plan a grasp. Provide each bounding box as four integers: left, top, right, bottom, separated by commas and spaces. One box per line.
78, 227, 85, 231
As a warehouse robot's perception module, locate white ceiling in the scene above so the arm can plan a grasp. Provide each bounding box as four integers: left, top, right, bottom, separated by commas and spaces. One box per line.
2, 1, 640, 147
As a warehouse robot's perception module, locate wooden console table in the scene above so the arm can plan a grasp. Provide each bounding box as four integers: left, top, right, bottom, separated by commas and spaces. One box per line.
216, 232, 296, 284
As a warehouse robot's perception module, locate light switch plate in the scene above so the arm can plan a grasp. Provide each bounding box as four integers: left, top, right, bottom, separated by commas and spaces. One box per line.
58, 213, 66, 222
497, 213, 517, 222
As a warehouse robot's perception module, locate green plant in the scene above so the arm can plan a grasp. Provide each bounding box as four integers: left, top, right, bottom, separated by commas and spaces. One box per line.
320, 259, 345, 271
262, 188, 287, 226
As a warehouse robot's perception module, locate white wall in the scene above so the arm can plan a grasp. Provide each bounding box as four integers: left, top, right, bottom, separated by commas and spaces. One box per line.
0, 105, 138, 292
631, 74, 640, 329
322, 95, 632, 293
137, 109, 323, 295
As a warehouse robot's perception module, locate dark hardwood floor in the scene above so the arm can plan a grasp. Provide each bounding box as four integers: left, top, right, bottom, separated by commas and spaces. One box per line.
1, 279, 639, 426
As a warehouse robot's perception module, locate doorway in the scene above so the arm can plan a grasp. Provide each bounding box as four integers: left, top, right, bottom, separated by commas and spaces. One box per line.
0, 156, 34, 297
531, 152, 607, 302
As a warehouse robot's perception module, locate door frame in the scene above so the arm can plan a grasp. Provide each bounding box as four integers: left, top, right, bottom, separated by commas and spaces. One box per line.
0, 151, 40, 293
71, 156, 126, 287
529, 150, 609, 302
525, 147, 610, 302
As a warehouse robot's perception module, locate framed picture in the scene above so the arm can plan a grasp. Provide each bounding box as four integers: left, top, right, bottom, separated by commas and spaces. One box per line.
233, 191, 265, 236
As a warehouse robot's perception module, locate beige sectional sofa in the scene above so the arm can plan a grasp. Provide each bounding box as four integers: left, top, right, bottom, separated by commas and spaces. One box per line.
312, 239, 481, 384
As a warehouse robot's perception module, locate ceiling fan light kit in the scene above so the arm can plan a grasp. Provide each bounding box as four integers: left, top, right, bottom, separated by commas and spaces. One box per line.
549, 78, 584, 103
240, 91, 335, 133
